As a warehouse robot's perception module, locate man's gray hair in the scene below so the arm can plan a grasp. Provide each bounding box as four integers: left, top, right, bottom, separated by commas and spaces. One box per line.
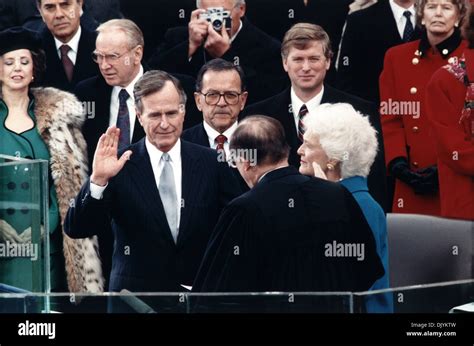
97, 19, 144, 49
303, 103, 378, 179
134, 70, 187, 113
196, 0, 245, 8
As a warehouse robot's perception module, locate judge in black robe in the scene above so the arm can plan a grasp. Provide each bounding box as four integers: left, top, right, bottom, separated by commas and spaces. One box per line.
192, 115, 384, 311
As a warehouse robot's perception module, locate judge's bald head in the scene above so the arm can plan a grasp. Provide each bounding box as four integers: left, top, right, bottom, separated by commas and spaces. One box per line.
230, 115, 289, 167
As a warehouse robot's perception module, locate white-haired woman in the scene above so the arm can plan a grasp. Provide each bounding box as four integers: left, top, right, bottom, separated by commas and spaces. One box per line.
297, 103, 392, 313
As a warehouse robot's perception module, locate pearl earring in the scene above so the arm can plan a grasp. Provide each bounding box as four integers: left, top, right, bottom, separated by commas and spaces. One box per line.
327, 163, 334, 171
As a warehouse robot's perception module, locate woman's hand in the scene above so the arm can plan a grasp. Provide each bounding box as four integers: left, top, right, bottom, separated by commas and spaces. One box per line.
312, 162, 328, 180
19, 225, 45, 243
0, 219, 23, 243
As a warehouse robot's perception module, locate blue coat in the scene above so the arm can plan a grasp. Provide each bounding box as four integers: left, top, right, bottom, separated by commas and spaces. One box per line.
340, 176, 393, 313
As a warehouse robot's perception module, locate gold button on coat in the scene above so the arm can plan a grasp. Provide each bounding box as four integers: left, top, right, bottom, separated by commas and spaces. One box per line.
412, 58, 419, 65
410, 87, 417, 94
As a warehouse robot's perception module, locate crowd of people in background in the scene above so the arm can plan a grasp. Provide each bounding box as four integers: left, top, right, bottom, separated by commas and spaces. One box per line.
0, 0, 473, 313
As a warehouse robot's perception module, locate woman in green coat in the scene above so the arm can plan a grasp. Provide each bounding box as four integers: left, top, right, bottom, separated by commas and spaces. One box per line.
0, 27, 104, 293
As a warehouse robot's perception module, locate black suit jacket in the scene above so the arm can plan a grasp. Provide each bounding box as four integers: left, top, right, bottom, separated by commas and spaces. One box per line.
148, 17, 288, 104
182, 122, 249, 192
74, 74, 146, 172
242, 85, 388, 211
65, 139, 242, 292
39, 25, 99, 92
336, 0, 421, 103
193, 166, 384, 296
181, 122, 209, 147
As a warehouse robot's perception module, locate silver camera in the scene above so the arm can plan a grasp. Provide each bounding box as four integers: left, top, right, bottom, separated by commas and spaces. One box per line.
200, 7, 231, 32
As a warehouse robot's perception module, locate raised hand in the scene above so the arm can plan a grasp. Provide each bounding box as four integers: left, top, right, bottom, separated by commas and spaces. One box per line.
0, 219, 23, 243
204, 21, 231, 58
188, 9, 209, 58
91, 126, 132, 186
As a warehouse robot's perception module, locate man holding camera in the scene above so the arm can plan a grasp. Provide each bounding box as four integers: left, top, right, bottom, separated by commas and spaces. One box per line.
149, 0, 287, 104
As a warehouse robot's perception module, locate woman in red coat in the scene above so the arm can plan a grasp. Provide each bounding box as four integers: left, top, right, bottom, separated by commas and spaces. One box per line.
425, 11, 474, 220
379, 0, 468, 215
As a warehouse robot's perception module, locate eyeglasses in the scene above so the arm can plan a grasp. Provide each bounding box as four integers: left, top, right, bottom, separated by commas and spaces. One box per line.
199, 91, 242, 105
92, 46, 136, 64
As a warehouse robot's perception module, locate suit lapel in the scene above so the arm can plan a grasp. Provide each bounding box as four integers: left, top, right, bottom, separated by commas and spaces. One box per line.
198, 123, 210, 147
96, 78, 113, 137
280, 88, 300, 150
379, 0, 404, 45
128, 140, 176, 246
177, 141, 201, 246
73, 28, 97, 84
43, 30, 69, 84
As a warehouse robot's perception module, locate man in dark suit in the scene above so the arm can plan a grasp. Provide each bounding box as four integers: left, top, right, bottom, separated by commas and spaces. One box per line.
148, 0, 288, 105
65, 70, 242, 293
242, 23, 388, 210
336, 0, 419, 103
182, 58, 249, 191
36, 0, 99, 92
183, 59, 247, 159
245, 0, 353, 85
73, 19, 147, 290
74, 19, 146, 171
193, 115, 384, 298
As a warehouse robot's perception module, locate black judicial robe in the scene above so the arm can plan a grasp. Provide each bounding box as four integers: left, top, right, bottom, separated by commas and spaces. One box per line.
192, 166, 384, 295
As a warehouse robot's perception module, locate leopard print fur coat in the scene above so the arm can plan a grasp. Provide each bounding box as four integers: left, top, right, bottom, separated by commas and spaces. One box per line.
32, 87, 104, 293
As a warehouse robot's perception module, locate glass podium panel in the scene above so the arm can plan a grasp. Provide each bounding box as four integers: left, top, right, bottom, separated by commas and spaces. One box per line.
0, 292, 354, 313
0, 280, 473, 313
187, 292, 353, 313
353, 279, 474, 313
0, 154, 50, 297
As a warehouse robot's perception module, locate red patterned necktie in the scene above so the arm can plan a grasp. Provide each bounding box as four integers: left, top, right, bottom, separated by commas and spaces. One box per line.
215, 134, 227, 159
60, 44, 74, 82
297, 104, 308, 141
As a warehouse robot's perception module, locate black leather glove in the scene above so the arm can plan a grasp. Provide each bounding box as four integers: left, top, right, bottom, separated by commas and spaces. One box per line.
389, 157, 423, 187
413, 165, 439, 195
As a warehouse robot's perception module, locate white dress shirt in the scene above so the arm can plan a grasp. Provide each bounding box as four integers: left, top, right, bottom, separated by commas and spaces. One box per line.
109, 65, 144, 143
290, 86, 324, 133
389, 0, 416, 39
90, 138, 183, 228
203, 120, 238, 159
54, 26, 82, 65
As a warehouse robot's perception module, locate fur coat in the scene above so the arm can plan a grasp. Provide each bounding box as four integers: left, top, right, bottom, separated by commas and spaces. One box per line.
32, 87, 104, 293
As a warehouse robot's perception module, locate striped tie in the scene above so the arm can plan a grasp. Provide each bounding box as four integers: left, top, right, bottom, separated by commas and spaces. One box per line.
297, 104, 308, 141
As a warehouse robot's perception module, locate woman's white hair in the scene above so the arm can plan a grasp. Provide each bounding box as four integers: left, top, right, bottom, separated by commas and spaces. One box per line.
303, 103, 378, 179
